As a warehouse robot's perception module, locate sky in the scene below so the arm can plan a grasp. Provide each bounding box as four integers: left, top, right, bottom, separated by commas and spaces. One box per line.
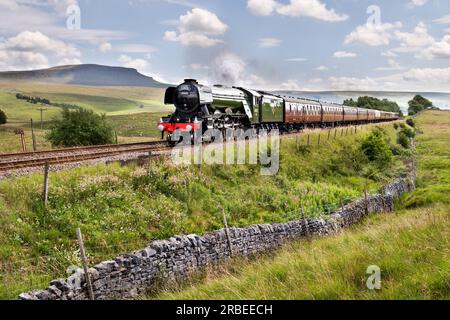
0, 0, 450, 92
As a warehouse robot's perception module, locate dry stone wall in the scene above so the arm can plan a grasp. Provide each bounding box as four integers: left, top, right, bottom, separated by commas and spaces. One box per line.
19, 173, 415, 300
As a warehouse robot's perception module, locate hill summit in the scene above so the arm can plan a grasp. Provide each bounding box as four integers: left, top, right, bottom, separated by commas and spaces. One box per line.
0, 64, 168, 88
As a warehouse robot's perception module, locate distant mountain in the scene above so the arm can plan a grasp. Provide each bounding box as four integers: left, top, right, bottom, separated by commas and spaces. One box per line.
0, 64, 168, 88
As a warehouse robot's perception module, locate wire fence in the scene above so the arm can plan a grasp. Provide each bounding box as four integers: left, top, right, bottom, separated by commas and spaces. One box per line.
0, 121, 399, 298
0, 192, 365, 300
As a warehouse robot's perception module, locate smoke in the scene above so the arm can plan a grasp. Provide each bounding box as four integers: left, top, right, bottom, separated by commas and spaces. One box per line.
209, 51, 247, 85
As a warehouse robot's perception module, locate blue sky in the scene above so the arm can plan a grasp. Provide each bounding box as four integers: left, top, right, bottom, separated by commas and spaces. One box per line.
0, 0, 449, 92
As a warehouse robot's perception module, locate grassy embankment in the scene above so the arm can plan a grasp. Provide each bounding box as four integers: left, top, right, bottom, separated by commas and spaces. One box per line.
0, 83, 170, 152
152, 110, 449, 300
0, 118, 409, 299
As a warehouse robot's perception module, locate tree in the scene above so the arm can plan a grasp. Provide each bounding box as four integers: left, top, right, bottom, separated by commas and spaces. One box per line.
46, 107, 114, 147
360, 128, 393, 168
0, 109, 7, 125
344, 96, 401, 113
408, 95, 433, 115
343, 98, 357, 107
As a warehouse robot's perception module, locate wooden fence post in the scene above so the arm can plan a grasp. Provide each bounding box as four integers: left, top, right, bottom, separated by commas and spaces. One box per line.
300, 200, 310, 238
115, 130, 118, 145
30, 119, 37, 152
364, 186, 369, 215
43, 162, 49, 206
222, 208, 233, 257
317, 134, 321, 146
76, 228, 95, 300
334, 129, 337, 139
328, 130, 331, 140
307, 134, 310, 146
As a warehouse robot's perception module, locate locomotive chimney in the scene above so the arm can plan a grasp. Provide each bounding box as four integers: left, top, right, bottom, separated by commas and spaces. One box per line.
184, 79, 198, 84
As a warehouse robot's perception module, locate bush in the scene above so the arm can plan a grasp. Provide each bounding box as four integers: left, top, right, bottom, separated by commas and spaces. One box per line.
393, 123, 399, 130
0, 109, 7, 125
406, 118, 415, 128
360, 129, 393, 168
400, 126, 415, 139
397, 132, 410, 149
46, 108, 114, 147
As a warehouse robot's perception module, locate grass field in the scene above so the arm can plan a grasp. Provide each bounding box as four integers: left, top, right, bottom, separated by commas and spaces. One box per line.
0, 119, 410, 299
154, 204, 449, 300
151, 110, 450, 300
0, 82, 169, 117
0, 83, 173, 152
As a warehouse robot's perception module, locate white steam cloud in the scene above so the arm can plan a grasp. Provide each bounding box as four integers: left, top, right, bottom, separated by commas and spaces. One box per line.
210, 52, 246, 85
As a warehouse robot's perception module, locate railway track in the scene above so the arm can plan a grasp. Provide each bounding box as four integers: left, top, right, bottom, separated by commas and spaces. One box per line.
0, 120, 399, 174
0, 141, 171, 172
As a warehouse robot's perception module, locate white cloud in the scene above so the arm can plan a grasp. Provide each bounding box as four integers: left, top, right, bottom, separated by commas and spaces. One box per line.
324, 67, 450, 92
0, 50, 48, 71
118, 54, 150, 71
402, 67, 450, 84
280, 79, 302, 90
46, 0, 79, 16
0, 1, 129, 45
286, 58, 307, 62
99, 42, 112, 52
258, 38, 281, 48
163, 31, 179, 42
247, 0, 277, 16
58, 57, 82, 65
385, 22, 450, 60
334, 51, 357, 58
420, 35, 450, 59
316, 65, 328, 71
117, 54, 150, 71
382, 50, 398, 57
433, 14, 450, 25
344, 22, 402, 46
329, 76, 378, 91
247, 0, 348, 22
163, 8, 228, 47
3, 30, 80, 58
394, 22, 434, 52
0, 31, 81, 70
376, 59, 403, 71
409, 0, 429, 7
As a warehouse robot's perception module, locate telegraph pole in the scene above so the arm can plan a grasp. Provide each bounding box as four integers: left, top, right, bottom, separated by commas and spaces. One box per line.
37, 106, 48, 130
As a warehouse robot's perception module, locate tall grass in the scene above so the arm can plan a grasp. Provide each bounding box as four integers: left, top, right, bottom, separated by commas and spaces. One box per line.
154, 204, 449, 300
0, 121, 407, 299
150, 110, 450, 300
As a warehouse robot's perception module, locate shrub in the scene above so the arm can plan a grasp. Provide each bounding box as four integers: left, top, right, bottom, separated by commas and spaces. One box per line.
46, 107, 114, 147
406, 118, 415, 128
397, 131, 410, 149
360, 129, 393, 168
400, 127, 415, 139
393, 123, 399, 130
0, 109, 7, 125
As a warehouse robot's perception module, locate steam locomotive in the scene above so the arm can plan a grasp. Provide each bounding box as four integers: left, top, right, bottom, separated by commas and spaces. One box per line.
158, 79, 400, 140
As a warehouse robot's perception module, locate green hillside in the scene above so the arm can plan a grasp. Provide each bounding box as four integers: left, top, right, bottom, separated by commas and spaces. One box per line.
153, 110, 449, 300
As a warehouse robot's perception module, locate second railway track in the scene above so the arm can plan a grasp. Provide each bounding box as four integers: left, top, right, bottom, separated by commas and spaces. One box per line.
0, 141, 171, 172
